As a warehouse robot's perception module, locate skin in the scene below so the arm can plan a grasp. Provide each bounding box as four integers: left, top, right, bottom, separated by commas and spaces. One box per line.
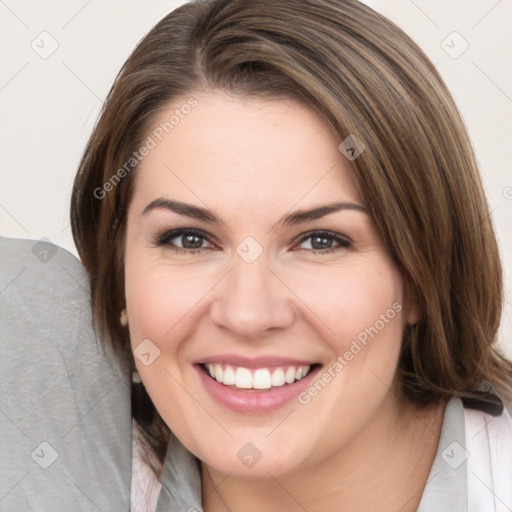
124, 90, 445, 512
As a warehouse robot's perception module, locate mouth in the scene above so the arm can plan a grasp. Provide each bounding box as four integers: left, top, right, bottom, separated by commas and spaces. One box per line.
194, 359, 323, 414
199, 362, 321, 391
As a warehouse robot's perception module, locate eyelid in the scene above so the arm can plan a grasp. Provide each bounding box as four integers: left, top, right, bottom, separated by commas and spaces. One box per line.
154, 227, 352, 256
293, 229, 352, 252
154, 227, 219, 249
295, 229, 352, 245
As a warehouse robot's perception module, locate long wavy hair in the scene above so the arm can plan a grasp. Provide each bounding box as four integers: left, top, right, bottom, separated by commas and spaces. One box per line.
70, 0, 512, 477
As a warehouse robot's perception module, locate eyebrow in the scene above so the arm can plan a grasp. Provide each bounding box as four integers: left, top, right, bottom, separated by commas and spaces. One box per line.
142, 198, 368, 227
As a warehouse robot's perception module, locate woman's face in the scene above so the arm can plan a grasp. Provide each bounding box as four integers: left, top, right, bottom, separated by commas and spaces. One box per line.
124, 90, 418, 478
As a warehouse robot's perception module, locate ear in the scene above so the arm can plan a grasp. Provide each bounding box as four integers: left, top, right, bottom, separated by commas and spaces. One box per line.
120, 308, 129, 327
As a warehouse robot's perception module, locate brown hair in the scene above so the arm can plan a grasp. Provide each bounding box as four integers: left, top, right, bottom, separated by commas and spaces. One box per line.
70, 0, 512, 476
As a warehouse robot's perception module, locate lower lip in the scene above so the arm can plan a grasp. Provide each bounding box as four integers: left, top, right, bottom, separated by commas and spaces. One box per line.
194, 364, 321, 414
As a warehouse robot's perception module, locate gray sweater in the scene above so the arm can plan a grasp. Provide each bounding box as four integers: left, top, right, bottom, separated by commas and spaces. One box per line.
0, 237, 131, 511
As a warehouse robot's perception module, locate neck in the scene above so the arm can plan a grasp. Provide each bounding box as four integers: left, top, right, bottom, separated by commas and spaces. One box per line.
201, 395, 446, 512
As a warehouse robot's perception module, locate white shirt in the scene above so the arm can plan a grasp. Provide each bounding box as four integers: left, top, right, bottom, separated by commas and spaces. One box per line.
131, 420, 162, 512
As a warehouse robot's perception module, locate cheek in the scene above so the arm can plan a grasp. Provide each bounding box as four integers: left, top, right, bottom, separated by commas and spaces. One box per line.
288, 261, 405, 351
288, 261, 406, 418
123, 259, 209, 425
124, 258, 209, 350
290, 264, 405, 436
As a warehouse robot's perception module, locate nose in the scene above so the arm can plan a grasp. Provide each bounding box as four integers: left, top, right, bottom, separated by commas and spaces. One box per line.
209, 254, 295, 340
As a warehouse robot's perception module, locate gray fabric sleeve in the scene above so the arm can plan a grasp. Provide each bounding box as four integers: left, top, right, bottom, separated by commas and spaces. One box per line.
0, 237, 132, 511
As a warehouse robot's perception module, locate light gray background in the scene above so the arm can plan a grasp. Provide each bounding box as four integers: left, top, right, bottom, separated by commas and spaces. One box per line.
0, 0, 511, 357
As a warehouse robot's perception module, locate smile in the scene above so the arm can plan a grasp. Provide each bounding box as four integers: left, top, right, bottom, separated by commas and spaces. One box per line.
194, 357, 322, 414
202, 363, 313, 390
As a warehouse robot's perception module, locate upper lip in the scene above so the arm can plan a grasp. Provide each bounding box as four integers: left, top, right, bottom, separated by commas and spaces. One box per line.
195, 354, 320, 369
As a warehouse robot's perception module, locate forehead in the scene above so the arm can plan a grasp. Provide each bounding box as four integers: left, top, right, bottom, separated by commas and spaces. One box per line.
131, 91, 362, 214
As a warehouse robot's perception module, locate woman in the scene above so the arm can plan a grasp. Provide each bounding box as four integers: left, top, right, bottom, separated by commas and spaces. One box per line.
70, 0, 512, 510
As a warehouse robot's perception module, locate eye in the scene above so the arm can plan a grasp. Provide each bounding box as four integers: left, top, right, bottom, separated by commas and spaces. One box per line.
294, 230, 352, 254
154, 228, 216, 254
153, 228, 351, 256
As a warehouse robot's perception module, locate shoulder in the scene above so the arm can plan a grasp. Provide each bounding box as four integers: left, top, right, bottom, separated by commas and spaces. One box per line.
0, 235, 86, 284
418, 394, 512, 511
0, 236, 132, 510
464, 400, 512, 510
0, 235, 117, 368
0, 236, 90, 327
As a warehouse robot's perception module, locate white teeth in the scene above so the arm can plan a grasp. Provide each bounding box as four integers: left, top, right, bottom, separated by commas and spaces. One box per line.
271, 367, 285, 387
285, 367, 296, 384
234, 367, 253, 389
223, 365, 235, 385
204, 364, 312, 389
214, 364, 223, 382
253, 369, 272, 389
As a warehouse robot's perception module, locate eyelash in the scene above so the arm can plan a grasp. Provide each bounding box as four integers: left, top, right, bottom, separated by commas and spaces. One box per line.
153, 228, 352, 255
